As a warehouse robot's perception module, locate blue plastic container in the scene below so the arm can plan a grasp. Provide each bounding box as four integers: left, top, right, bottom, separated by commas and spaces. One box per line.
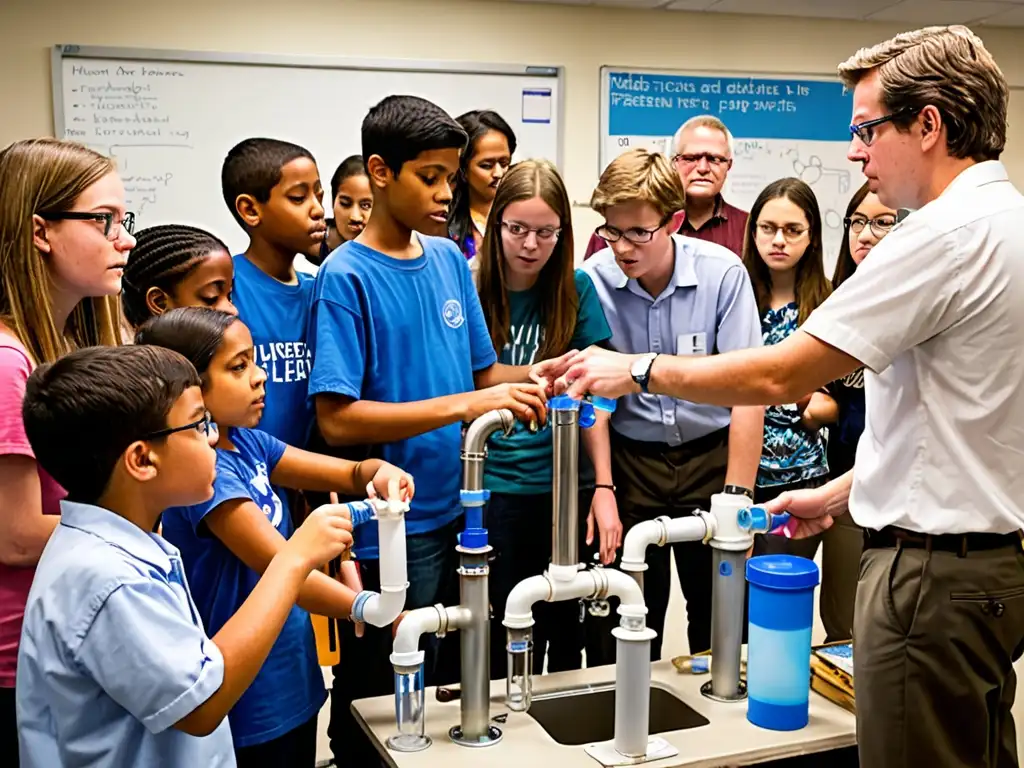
745, 555, 820, 731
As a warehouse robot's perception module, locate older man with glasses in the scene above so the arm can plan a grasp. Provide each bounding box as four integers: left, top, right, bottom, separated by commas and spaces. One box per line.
585, 115, 748, 259
546, 26, 1024, 768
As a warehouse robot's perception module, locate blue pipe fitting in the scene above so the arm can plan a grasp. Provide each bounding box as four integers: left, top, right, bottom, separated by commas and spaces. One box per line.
351, 590, 374, 623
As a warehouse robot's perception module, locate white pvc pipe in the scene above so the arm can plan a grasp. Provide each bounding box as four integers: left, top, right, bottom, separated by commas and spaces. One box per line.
390, 605, 442, 668
620, 519, 666, 573
354, 505, 409, 628
602, 567, 647, 608
664, 515, 711, 546
502, 574, 552, 630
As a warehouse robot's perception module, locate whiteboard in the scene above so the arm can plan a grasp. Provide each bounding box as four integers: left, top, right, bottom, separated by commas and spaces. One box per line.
52, 45, 564, 255
600, 66, 863, 272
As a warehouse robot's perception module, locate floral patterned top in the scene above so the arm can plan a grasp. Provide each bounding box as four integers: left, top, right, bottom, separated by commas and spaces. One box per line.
757, 302, 829, 488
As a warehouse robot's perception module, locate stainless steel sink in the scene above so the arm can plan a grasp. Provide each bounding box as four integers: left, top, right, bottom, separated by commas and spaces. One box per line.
526, 684, 710, 746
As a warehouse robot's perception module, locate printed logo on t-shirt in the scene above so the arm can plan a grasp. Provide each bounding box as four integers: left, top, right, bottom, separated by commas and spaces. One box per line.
505, 322, 544, 365
442, 299, 465, 329
250, 460, 283, 527
253, 342, 312, 384
839, 368, 865, 389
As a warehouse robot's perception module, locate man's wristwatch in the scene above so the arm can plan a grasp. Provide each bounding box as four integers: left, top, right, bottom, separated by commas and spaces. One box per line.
723, 484, 754, 500
630, 352, 659, 394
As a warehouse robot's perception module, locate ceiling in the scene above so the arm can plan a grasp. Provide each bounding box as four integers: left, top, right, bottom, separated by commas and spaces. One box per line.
498, 0, 1024, 27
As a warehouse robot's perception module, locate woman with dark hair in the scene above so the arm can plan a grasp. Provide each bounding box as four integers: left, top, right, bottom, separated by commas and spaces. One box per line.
741, 177, 835, 505
448, 110, 516, 267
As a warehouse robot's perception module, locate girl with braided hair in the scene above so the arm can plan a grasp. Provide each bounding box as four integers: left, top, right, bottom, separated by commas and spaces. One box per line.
122, 224, 236, 329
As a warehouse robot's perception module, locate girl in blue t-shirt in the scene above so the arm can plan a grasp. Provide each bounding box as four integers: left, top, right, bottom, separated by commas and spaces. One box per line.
476, 159, 615, 678
742, 178, 836, 549
137, 307, 412, 767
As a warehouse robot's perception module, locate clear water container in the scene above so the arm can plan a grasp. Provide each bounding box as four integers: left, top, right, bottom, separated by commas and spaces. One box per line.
506, 629, 534, 712
386, 663, 431, 752
745, 555, 820, 731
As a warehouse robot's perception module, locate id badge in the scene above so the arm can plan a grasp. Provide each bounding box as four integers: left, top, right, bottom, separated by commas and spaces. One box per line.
676, 332, 707, 356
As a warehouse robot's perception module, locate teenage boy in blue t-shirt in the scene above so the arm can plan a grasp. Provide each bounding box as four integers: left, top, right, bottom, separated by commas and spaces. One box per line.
309, 95, 551, 763
221, 138, 326, 451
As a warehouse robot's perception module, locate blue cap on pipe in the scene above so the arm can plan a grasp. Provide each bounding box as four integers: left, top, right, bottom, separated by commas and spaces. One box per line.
549, 394, 581, 411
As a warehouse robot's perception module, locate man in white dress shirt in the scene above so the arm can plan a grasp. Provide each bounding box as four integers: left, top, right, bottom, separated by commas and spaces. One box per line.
539, 26, 1024, 767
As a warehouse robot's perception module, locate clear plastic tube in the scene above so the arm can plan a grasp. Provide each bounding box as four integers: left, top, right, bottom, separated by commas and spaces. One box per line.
506, 630, 534, 712
387, 663, 431, 752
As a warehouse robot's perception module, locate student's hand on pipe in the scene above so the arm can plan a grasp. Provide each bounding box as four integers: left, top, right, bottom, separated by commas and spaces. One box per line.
465, 382, 548, 427
761, 485, 834, 539
529, 350, 578, 397
286, 500, 354, 572
588, 488, 622, 565
329, 492, 364, 636
556, 348, 643, 400
366, 464, 415, 504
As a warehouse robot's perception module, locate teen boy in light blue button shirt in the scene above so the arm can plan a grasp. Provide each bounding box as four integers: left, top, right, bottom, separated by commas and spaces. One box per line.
580, 149, 763, 661
16, 345, 354, 768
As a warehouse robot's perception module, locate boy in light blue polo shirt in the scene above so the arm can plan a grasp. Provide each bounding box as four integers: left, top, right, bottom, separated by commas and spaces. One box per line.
16, 345, 353, 768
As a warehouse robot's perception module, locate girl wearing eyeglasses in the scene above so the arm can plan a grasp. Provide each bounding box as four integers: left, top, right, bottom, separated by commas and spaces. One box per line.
476, 159, 616, 678
0, 138, 136, 759
810, 183, 898, 643
137, 307, 412, 767
742, 177, 836, 534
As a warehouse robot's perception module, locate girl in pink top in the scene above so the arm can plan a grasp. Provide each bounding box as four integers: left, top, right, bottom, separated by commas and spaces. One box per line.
0, 138, 135, 759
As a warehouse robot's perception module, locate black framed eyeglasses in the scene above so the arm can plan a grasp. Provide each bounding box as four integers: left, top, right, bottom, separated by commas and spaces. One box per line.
672, 152, 730, 168
849, 108, 921, 146
596, 214, 673, 245
38, 211, 136, 241
141, 411, 213, 440
844, 214, 897, 238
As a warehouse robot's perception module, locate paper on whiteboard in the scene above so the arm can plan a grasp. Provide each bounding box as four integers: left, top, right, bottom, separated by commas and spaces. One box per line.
522, 88, 552, 124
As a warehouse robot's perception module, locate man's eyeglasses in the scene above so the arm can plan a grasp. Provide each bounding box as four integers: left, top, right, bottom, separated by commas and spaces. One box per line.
672, 152, 730, 168
596, 215, 672, 245
38, 211, 136, 241
141, 411, 213, 441
754, 222, 809, 242
501, 220, 561, 242
845, 214, 896, 238
849, 108, 920, 146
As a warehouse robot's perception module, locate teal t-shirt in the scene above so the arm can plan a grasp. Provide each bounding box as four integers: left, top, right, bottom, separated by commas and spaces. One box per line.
484, 270, 612, 495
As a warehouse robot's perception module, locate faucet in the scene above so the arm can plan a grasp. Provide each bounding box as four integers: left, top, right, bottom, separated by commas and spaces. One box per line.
388, 409, 516, 752
620, 491, 761, 703
502, 395, 677, 764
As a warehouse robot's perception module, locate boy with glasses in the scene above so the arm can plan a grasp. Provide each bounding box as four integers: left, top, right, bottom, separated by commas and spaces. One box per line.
579, 148, 763, 660
15, 345, 354, 767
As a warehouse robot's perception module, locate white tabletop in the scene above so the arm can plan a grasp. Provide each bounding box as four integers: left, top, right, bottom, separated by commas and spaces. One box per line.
351, 660, 857, 767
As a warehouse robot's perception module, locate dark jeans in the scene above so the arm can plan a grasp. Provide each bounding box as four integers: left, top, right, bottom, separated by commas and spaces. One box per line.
586, 429, 730, 664
487, 489, 593, 679
235, 713, 318, 767
328, 520, 460, 765
1, 686, 16, 766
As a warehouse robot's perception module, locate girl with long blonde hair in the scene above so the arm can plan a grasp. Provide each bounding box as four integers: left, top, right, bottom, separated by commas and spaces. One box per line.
0, 138, 134, 757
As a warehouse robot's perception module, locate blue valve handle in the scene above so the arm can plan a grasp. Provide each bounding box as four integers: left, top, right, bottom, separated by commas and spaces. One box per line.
736, 506, 792, 534
550, 394, 617, 429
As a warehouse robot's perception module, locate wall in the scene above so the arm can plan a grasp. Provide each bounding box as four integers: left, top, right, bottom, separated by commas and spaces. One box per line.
2, 0, 1023, 248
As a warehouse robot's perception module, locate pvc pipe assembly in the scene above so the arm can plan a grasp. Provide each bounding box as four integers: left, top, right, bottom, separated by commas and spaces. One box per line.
349, 498, 411, 628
